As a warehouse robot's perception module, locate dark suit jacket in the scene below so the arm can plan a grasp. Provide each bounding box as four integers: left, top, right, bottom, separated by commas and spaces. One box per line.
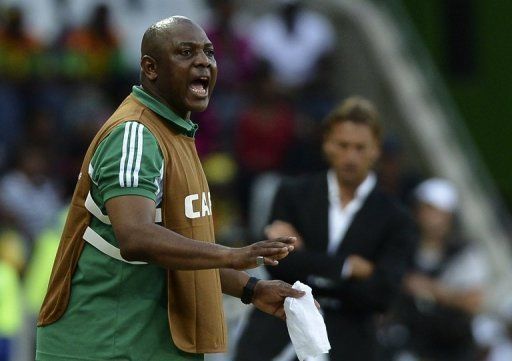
235, 172, 417, 361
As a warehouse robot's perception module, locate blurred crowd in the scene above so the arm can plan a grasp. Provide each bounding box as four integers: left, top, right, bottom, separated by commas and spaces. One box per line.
0, 1, 510, 361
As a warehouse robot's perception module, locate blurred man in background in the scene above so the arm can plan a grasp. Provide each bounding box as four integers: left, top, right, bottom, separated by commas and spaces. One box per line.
383, 178, 488, 361
235, 97, 417, 361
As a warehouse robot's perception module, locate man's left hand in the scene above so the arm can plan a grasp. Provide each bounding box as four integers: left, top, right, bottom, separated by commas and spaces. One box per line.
251, 280, 305, 320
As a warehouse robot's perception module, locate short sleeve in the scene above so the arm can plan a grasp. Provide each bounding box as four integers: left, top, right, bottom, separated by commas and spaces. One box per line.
89, 122, 164, 204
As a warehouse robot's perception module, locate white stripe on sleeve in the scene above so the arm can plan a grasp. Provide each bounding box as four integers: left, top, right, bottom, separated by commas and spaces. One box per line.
119, 122, 132, 187
133, 124, 144, 187
125, 123, 139, 187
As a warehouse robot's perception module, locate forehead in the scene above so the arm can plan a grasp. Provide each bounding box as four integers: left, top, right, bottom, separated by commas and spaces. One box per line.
327, 121, 377, 142
165, 21, 211, 47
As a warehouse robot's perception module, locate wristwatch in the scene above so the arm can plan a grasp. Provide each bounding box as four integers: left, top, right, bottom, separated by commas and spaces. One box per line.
241, 277, 260, 305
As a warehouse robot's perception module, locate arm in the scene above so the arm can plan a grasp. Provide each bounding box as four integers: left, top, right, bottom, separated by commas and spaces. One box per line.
106, 195, 295, 270
335, 211, 417, 312
404, 273, 484, 315
98, 124, 295, 270
266, 249, 347, 285
264, 176, 416, 312
265, 209, 415, 313
264, 179, 348, 283
265, 220, 374, 282
433, 286, 483, 315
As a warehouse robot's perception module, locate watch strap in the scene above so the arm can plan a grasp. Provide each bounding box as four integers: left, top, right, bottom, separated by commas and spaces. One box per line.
241, 276, 260, 304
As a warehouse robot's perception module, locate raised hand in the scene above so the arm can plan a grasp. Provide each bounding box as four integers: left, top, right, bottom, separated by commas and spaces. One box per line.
229, 237, 296, 270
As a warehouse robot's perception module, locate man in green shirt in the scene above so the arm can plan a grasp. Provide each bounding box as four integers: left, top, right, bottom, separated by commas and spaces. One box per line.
36, 16, 304, 361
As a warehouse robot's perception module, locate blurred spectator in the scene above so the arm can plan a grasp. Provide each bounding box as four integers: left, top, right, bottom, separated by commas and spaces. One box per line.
0, 226, 26, 274
24, 109, 59, 152
0, 6, 40, 170
234, 62, 296, 225
234, 97, 417, 361
202, 0, 256, 136
0, 82, 23, 172
58, 85, 114, 197
376, 135, 422, 206
472, 313, 512, 361
204, 0, 254, 92
201, 152, 244, 247
24, 208, 66, 317
0, 6, 42, 81
0, 208, 25, 361
0, 145, 63, 253
0, 259, 22, 361
382, 178, 489, 361
249, 0, 335, 92
17, 207, 66, 361
192, 106, 222, 157
57, 4, 124, 82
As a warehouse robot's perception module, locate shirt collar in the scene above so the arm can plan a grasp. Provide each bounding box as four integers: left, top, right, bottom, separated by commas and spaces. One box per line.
327, 170, 376, 205
131, 85, 198, 137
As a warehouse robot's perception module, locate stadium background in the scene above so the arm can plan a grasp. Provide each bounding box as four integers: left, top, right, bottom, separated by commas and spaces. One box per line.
0, 0, 511, 360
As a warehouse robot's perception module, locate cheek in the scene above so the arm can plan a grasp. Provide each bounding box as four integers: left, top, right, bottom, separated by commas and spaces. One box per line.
323, 144, 341, 164
210, 66, 218, 89
365, 147, 380, 166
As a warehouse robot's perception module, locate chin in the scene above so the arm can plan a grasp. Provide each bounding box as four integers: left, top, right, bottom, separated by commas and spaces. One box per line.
340, 174, 364, 186
188, 99, 210, 113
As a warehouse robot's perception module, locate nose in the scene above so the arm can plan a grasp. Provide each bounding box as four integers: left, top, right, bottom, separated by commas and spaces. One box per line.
339, 149, 361, 170
194, 50, 211, 67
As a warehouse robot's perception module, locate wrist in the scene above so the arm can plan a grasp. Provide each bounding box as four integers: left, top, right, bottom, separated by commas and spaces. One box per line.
241, 276, 260, 304
220, 246, 235, 268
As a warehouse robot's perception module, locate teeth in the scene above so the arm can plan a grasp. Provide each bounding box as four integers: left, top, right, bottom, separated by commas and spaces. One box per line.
190, 87, 207, 96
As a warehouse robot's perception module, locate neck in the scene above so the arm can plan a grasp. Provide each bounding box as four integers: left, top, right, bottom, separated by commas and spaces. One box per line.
140, 82, 191, 120
338, 184, 355, 206
421, 236, 444, 251
337, 179, 357, 207
335, 172, 369, 207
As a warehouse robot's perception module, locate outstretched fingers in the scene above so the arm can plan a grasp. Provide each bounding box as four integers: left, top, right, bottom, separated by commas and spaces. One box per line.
258, 238, 296, 250
271, 236, 297, 247
244, 237, 298, 268
253, 247, 289, 266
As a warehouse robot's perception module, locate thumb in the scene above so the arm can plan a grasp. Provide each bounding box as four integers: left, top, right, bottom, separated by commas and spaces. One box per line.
281, 288, 305, 298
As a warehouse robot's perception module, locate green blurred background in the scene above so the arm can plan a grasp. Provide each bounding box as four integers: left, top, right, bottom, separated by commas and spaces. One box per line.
402, 0, 512, 208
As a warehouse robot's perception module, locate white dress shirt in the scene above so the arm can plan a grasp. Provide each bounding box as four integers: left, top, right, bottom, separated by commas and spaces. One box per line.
327, 170, 376, 278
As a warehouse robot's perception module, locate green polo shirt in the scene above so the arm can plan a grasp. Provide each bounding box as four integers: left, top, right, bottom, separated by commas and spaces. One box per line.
36, 87, 203, 361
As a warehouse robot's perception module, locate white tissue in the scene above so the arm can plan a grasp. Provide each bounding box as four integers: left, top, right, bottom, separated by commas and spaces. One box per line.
284, 281, 331, 361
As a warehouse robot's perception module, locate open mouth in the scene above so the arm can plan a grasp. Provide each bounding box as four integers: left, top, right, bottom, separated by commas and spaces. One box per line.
189, 76, 209, 98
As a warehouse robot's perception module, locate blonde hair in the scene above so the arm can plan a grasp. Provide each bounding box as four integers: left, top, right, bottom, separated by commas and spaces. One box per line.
322, 96, 382, 141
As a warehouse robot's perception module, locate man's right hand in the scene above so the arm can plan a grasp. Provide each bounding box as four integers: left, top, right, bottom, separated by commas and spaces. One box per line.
346, 255, 374, 279
229, 237, 296, 270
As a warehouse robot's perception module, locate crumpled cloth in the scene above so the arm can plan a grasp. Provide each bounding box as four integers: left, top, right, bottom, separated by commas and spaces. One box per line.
284, 281, 331, 361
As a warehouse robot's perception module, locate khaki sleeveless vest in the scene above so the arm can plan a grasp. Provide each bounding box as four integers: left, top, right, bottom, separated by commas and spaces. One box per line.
38, 94, 227, 353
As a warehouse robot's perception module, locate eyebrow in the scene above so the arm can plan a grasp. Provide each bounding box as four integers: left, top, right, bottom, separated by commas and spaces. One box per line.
176, 41, 213, 47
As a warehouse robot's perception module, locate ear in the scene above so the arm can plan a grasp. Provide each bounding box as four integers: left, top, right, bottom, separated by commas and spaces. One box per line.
141, 55, 158, 81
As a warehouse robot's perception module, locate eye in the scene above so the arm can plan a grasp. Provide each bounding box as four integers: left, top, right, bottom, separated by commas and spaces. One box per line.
181, 49, 192, 57
205, 48, 215, 57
